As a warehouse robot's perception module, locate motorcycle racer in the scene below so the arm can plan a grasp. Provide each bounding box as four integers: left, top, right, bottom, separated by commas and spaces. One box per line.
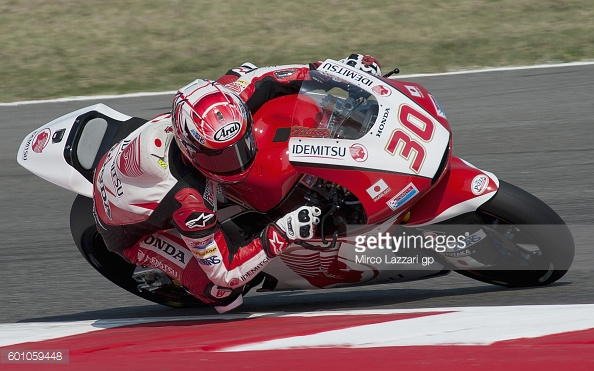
92, 54, 380, 313
92, 81, 322, 312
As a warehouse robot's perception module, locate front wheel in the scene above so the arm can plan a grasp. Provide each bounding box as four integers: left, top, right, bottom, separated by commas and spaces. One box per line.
441, 181, 575, 287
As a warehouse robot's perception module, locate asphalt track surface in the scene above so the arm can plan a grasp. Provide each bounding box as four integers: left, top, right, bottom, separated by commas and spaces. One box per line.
1, 63, 593, 325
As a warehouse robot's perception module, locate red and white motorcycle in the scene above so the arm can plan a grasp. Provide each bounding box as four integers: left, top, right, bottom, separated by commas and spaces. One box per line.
17, 59, 575, 307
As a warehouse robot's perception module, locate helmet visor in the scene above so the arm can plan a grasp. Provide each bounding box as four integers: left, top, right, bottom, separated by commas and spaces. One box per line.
187, 128, 257, 176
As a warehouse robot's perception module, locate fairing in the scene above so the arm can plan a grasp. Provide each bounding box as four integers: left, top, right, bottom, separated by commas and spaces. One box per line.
17, 104, 132, 198
405, 157, 500, 226
228, 59, 456, 225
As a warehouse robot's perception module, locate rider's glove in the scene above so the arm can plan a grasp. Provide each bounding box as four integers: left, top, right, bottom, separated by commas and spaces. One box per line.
261, 206, 321, 258
338, 54, 382, 76
276, 206, 321, 240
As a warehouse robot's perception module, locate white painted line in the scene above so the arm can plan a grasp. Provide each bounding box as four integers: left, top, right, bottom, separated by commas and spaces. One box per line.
2, 61, 594, 107
0, 320, 103, 348
389, 60, 594, 78
0, 313, 270, 347
0, 91, 176, 107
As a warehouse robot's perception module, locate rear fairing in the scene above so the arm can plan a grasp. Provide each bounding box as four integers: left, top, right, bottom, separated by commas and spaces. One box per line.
17, 104, 146, 197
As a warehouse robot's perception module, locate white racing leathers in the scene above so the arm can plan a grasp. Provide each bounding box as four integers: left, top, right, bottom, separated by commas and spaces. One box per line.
92, 114, 290, 311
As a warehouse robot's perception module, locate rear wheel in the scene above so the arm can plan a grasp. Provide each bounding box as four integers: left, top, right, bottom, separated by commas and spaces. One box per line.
439, 181, 574, 287
70, 195, 206, 308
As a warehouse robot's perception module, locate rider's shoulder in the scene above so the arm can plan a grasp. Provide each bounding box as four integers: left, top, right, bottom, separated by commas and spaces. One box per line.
115, 114, 176, 184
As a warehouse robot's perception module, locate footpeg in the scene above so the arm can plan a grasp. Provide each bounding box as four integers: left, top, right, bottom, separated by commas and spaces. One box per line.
132, 267, 172, 292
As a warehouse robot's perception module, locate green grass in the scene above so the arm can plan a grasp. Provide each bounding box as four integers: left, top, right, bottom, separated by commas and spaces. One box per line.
1, 0, 593, 102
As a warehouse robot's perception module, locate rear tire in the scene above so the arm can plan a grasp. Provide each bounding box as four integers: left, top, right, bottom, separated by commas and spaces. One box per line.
70, 195, 206, 308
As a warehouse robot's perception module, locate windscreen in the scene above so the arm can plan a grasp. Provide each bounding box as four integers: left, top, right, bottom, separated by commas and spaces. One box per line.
291, 70, 379, 140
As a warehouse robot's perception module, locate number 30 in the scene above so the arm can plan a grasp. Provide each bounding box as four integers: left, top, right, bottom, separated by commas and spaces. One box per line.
385, 104, 435, 173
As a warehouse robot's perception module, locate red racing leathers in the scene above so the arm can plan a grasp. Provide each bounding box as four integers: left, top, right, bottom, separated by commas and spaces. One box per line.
217, 62, 320, 112
92, 62, 319, 311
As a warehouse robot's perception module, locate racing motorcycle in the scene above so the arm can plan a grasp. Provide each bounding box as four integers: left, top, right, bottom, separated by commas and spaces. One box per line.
16, 59, 575, 308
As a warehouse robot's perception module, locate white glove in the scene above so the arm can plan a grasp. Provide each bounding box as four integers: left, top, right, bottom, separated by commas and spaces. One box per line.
276, 206, 321, 240
338, 54, 382, 76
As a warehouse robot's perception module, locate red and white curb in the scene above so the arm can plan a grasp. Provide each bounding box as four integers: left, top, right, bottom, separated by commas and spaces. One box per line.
1, 304, 594, 369
3, 304, 594, 349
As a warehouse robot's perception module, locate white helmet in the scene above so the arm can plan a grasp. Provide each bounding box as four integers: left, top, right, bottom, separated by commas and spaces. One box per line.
339, 54, 382, 76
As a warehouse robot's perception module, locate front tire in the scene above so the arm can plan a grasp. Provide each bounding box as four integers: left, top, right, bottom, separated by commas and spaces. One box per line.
445, 181, 575, 287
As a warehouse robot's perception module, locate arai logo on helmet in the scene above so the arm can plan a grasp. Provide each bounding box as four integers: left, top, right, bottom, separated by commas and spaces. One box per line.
214, 122, 241, 142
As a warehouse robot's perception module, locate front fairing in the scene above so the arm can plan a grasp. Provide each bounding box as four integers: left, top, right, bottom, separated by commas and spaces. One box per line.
288, 59, 452, 223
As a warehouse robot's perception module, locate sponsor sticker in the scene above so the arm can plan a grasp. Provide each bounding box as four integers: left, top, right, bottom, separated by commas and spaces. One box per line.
375, 107, 391, 138
366, 179, 390, 202
202, 180, 216, 208
214, 122, 241, 142
189, 128, 206, 144
240, 256, 270, 282
148, 256, 180, 279
387, 183, 419, 211
453, 229, 487, 251
197, 256, 221, 266
226, 81, 248, 94
22, 131, 36, 160
135, 248, 180, 280
372, 85, 392, 97
274, 69, 297, 79
429, 94, 447, 119
268, 229, 286, 255
443, 249, 472, 258
109, 158, 124, 198
299, 174, 318, 188
210, 285, 232, 299
185, 212, 216, 229
290, 143, 347, 159
319, 61, 374, 87
97, 165, 112, 219
349, 143, 368, 162
471, 174, 489, 195
192, 246, 218, 258
405, 85, 424, 98
186, 235, 215, 250
140, 235, 189, 268
291, 127, 331, 138
32, 128, 51, 154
